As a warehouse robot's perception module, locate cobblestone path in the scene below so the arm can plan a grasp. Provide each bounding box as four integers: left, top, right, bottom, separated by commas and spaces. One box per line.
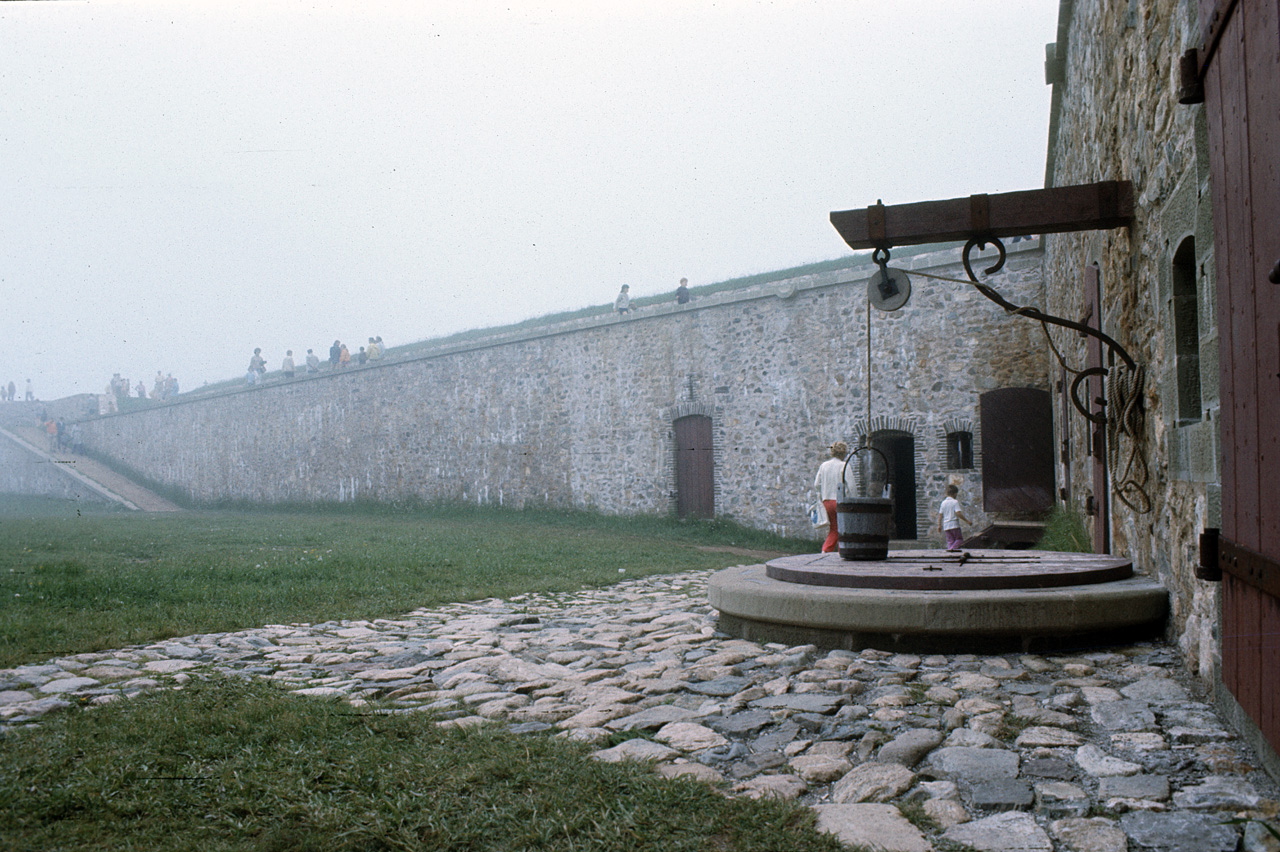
3, 568, 1277, 852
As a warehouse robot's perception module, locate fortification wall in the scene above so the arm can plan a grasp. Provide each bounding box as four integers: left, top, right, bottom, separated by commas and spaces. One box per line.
1043, 0, 1218, 675
75, 242, 1045, 541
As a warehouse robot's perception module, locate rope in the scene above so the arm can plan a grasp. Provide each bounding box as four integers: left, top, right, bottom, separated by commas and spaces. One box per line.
1107, 363, 1152, 514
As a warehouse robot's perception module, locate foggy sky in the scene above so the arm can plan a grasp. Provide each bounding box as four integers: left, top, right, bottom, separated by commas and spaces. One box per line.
1, 0, 1059, 401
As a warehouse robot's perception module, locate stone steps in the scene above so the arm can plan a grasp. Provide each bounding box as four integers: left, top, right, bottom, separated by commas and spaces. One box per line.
2, 424, 182, 512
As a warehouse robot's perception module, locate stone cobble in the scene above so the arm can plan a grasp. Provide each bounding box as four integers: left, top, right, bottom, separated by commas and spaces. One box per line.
2, 568, 1277, 852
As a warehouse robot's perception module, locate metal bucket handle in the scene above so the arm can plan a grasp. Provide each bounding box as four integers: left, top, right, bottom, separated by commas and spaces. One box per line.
840, 445, 889, 500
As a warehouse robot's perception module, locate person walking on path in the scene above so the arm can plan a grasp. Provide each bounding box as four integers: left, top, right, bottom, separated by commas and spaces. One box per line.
814, 441, 849, 553
614, 284, 631, 315
937, 484, 972, 551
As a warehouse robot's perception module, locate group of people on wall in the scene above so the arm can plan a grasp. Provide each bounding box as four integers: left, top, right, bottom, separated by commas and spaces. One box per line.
813, 440, 971, 553
107, 372, 178, 404
245, 336, 387, 386
0, 379, 29, 401
614, 278, 691, 315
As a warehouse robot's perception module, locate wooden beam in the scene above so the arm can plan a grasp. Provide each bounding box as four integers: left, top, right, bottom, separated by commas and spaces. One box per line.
829, 181, 1134, 251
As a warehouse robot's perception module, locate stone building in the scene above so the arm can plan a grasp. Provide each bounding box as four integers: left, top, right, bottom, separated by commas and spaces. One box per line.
1041, 0, 1278, 772
70, 241, 1049, 546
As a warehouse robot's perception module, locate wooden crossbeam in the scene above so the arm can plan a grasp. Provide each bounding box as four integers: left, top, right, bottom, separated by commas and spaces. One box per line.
829, 181, 1133, 251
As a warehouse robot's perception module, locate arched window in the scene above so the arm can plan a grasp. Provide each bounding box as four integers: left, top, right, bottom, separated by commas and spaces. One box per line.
1172, 236, 1202, 424
946, 430, 973, 469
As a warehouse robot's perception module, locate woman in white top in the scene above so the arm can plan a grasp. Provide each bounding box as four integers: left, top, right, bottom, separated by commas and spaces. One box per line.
814, 441, 849, 552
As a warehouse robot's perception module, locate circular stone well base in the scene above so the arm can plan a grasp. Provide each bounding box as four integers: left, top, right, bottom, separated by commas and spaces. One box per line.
707, 555, 1168, 654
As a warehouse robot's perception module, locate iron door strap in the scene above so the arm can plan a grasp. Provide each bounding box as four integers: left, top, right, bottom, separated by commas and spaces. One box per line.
1179, 0, 1241, 104
1219, 536, 1280, 599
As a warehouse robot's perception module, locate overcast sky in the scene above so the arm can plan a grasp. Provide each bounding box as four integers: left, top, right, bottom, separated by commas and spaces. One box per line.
1, 0, 1059, 401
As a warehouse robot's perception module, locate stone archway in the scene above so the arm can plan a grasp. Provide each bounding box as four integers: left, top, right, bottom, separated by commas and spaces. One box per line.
852, 415, 924, 540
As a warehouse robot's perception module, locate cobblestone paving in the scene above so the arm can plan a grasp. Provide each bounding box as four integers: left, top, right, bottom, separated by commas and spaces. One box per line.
3, 568, 1278, 852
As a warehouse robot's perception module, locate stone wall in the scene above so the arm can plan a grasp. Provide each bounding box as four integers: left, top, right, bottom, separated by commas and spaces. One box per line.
75, 242, 1046, 542
1042, 0, 1220, 677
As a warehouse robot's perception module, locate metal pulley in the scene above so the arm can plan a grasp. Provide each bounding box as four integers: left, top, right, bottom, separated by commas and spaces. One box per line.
868, 247, 910, 312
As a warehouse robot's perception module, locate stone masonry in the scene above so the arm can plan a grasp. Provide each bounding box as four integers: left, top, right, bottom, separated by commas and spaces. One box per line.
1041, 2, 1222, 691
74, 242, 1046, 544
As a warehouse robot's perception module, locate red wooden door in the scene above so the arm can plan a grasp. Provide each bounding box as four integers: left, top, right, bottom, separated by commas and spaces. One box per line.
1200, 0, 1280, 753
979, 388, 1055, 514
674, 415, 714, 519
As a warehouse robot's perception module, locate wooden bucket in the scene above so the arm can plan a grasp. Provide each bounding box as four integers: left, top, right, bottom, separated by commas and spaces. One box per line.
837, 497, 894, 561
836, 445, 894, 561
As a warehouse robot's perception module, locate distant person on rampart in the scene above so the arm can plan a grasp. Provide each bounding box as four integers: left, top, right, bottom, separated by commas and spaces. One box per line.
366, 337, 382, 361
676, 278, 690, 304
247, 348, 266, 385
136, 379, 146, 398
329, 340, 341, 369
338, 343, 351, 369
305, 349, 320, 373
281, 350, 295, 378
166, 373, 179, 397
5, 381, 12, 401
814, 441, 849, 553
614, 284, 631, 314
375, 335, 385, 353
357, 346, 367, 365
25, 379, 34, 401
153, 371, 165, 398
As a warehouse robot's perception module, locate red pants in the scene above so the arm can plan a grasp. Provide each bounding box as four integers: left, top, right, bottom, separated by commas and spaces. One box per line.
822, 500, 839, 552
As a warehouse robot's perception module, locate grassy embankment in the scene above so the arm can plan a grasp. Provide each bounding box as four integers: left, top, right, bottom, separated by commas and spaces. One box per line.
0, 498, 856, 852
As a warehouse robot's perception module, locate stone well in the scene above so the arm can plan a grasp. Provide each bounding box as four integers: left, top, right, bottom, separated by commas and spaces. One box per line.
708, 549, 1168, 653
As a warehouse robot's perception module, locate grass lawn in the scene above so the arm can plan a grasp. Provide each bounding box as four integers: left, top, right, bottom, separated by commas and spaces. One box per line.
0, 498, 854, 851
1, 678, 847, 852
0, 497, 810, 669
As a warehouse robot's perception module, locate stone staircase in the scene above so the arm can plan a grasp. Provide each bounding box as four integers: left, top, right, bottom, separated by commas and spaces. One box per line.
0, 423, 183, 512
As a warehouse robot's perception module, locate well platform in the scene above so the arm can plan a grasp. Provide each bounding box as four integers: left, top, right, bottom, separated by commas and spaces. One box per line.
708, 550, 1168, 653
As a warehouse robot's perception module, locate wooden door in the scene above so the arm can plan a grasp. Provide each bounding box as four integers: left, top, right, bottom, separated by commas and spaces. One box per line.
674, 415, 714, 519
1200, 0, 1280, 753
870, 431, 917, 539
979, 388, 1055, 514
1084, 265, 1111, 553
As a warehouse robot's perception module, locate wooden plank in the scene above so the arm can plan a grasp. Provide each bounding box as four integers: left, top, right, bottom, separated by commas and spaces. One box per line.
1244, 0, 1280, 754
1245, 0, 1280, 555
1242, 579, 1263, 731
828, 182, 1134, 250
1204, 33, 1238, 544
1263, 587, 1280, 753
1219, 9, 1261, 551
1222, 574, 1242, 702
